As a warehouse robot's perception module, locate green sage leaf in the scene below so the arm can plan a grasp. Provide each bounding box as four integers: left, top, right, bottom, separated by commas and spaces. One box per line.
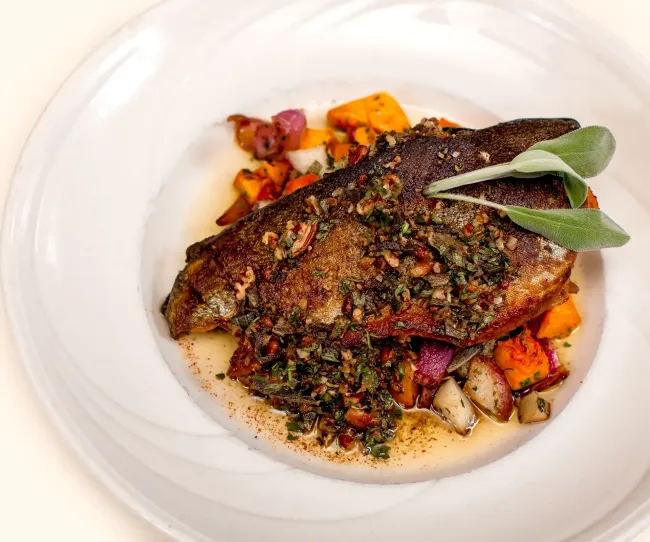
424, 126, 616, 208
529, 126, 615, 178
510, 149, 588, 208
505, 206, 630, 251
422, 163, 514, 195
427, 192, 630, 252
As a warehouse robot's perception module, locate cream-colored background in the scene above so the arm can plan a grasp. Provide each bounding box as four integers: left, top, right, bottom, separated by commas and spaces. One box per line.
0, 1, 647, 540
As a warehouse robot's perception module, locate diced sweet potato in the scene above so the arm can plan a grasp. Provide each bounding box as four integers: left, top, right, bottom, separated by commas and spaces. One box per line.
494, 329, 550, 391
327, 96, 370, 131
438, 118, 461, 128
535, 296, 581, 340
283, 173, 320, 196
585, 187, 599, 209
216, 194, 252, 226
366, 92, 411, 133
352, 126, 377, 145
233, 169, 275, 205
329, 142, 351, 162
464, 356, 514, 422
390, 361, 420, 409
300, 128, 332, 149
344, 408, 379, 431
258, 160, 292, 190
327, 92, 410, 134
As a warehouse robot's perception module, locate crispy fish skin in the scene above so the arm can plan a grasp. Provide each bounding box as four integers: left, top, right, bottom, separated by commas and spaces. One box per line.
164, 118, 579, 345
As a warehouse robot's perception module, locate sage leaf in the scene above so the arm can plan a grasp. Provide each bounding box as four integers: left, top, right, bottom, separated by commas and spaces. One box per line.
505, 207, 629, 251
510, 149, 588, 208
423, 126, 616, 209
529, 126, 615, 178
427, 192, 630, 252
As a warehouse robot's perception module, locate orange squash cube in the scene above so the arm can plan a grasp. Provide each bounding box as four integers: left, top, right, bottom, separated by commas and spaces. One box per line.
494, 329, 550, 390
535, 297, 582, 340
300, 128, 333, 149
327, 92, 410, 134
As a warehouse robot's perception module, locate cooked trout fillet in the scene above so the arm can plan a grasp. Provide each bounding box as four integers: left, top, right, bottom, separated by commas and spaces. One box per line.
164, 118, 579, 347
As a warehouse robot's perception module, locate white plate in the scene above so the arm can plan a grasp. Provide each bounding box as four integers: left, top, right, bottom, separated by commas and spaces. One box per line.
3, 0, 650, 540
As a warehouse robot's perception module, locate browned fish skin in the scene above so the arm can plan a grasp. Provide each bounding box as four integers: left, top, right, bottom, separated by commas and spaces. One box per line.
164, 118, 579, 346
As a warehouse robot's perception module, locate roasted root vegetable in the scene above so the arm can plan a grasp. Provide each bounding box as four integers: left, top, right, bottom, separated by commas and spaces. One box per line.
414, 340, 454, 389
258, 160, 292, 191
390, 360, 420, 408
534, 296, 581, 340
529, 339, 569, 393
517, 392, 551, 424
352, 126, 376, 145
229, 109, 307, 160
233, 169, 275, 205
463, 356, 514, 422
494, 329, 550, 391
327, 92, 410, 134
329, 141, 351, 162
216, 194, 252, 226
438, 118, 461, 128
283, 173, 320, 196
286, 146, 329, 175
227, 114, 266, 152
344, 407, 378, 431
586, 187, 600, 209
432, 378, 478, 436
300, 128, 332, 149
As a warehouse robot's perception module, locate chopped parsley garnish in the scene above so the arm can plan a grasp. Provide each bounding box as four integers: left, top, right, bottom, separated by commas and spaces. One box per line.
537, 398, 548, 413
286, 422, 301, 433
520, 378, 532, 388
368, 443, 390, 460
563, 342, 572, 348
215, 373, 226, 380
312, 269, 327, 278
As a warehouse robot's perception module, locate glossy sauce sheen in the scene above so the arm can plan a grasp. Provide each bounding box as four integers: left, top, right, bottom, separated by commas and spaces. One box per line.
178, 106, 583, 472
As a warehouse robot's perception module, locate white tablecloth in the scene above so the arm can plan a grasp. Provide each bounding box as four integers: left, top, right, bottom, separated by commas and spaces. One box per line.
0, 0, 647, 540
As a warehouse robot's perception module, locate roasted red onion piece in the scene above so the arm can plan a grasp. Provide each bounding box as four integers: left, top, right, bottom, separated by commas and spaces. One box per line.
228, 114, 266, 153
414, 341, 455, 389
272, 109, 307, 152
253, 123, 282, 159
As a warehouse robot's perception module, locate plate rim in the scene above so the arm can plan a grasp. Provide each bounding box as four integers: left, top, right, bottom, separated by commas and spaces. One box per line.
2, 0, 650, 540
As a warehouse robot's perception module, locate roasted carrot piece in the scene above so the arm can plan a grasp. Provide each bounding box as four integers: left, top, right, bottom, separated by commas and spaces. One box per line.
216, 194, 252, 226
390, 360, 420, 409
438, 118, 461, 128
300, 128, 333, 149
283, 173, 320, 196
352, 126, 377, 145
366, 92, 411, 133
494, 329, 550, 391
535, 296, 582, 340
585, 187, 600, 209
327, 92, 411, 134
